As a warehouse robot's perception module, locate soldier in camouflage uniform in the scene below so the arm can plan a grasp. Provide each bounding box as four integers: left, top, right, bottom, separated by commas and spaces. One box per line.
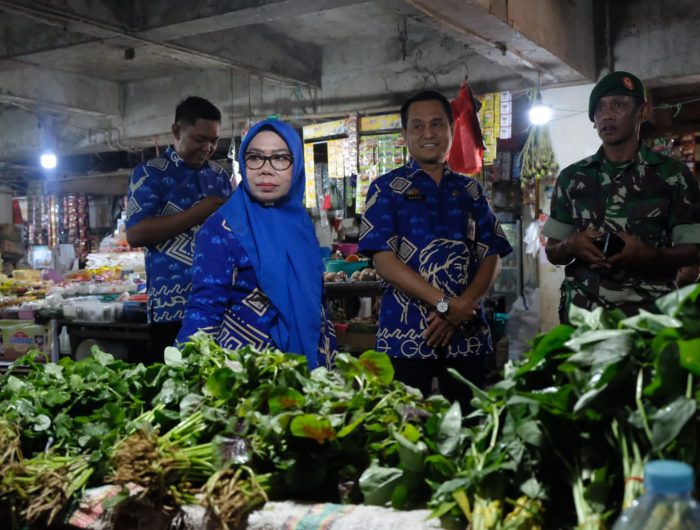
543, 71, 700, 322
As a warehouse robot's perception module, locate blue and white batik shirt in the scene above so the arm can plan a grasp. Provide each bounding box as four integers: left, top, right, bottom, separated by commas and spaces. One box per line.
358, 159, 512, 360
126, 146, 233, 323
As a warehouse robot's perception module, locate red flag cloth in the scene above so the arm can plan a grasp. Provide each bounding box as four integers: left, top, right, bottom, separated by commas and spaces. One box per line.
447, 82, 484, 175
12, 198, 24, 224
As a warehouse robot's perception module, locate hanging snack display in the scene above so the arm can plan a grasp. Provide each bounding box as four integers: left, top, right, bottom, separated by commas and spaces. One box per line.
517, 112, 558, 206
303, 118, 350, 210
303, 143, 317, 209
327, 139, 345, 180
357, 136, 378, 211
356, 114, 406, 211
25, 181, 92, 260
476, 91, 513, 167
356, 133, 407, 211
478, 92, 500, 165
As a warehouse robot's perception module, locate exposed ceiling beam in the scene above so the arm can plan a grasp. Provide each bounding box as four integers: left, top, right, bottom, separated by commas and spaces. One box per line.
0, 0, 325, 86
403, 0, 594, 85
0, 65, 121, 118
135, 0, 373, 41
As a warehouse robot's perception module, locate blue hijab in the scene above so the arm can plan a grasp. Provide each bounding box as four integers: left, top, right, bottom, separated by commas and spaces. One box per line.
218, 119, 324, 367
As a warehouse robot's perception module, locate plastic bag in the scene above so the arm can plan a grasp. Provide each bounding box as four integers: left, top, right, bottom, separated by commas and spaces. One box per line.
506, 287, 540, 360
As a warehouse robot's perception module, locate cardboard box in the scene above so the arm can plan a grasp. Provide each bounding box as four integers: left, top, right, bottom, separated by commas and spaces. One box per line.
0, 239, 23, 256
0, 224, 22, 243
0, 320, 48, 361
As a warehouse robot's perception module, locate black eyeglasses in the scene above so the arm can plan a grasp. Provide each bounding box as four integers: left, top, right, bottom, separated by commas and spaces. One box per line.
243, 153, 294, 171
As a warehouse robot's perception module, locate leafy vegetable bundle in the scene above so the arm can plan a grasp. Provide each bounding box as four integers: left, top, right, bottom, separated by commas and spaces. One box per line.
429, 284, 700, 529
0, 338, 459, 528
0, 284, 698, 530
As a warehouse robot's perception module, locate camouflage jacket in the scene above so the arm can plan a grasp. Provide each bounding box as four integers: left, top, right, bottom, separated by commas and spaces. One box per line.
542, 143, 700, 319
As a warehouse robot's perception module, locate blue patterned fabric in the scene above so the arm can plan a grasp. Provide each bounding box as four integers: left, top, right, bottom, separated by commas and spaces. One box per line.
175, 212, 336, 369
125, 146, 233, 323
220, 120, 324, 364
358, 159, 513, 360
177, 119, 333, 368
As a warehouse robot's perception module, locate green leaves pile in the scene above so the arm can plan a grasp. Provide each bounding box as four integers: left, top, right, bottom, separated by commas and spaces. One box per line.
0, 283, 699, 530
429, 283, 700, 530
0, 338, 458, 528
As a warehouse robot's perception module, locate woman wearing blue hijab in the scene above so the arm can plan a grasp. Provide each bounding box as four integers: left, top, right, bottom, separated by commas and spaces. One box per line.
176, 119, 336, 368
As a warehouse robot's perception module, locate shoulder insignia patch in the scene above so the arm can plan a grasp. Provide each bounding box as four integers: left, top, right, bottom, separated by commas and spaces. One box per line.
389, 176, 412, 194
147, 157, 169, 171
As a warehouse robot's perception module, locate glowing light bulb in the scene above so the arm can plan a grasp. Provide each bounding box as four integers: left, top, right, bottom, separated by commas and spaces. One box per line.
529, 104, 552, 125
40, 152, 57, 169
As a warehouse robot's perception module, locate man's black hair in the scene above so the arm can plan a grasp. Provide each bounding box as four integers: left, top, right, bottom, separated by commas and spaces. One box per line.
400, 90, 453, 129
174, 96, 221, 127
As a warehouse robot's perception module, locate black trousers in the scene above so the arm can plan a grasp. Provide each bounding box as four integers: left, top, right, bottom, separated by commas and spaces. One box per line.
141, 321, 182, 364
391, 354, 487, 413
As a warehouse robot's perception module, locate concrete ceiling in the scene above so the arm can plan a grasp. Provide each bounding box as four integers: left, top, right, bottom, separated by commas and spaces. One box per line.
1, 0, 700, 190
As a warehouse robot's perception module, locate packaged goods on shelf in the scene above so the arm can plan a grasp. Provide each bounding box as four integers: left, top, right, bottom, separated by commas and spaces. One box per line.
84, 251, 145, 272
0, 319, 47, 361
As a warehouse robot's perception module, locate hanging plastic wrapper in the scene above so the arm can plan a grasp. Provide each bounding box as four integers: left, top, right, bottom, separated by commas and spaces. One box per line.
228, 136, 241, 188
523, 221, 541, 258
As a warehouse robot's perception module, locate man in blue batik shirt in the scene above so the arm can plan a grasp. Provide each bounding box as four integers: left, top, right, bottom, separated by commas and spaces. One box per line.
358, 90, 512, 409
126, 96, 233, 361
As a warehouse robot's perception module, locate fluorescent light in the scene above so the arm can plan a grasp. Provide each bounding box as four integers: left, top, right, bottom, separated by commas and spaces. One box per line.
40, 152, 57, 169
529, 104, 552, 125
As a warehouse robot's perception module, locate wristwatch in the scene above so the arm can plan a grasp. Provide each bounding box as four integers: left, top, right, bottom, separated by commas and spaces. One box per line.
435, 296, 451, 316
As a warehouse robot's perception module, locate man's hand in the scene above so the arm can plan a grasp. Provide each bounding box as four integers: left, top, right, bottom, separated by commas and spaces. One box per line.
545, 230, 605, 266
423, 312, 457, 347
195, 195, 227, 218
603, 231, 658, 269
423, 296, 479, 347
447, 296, 480, 325
127, 195, 228, 248
565, 230, 607, 264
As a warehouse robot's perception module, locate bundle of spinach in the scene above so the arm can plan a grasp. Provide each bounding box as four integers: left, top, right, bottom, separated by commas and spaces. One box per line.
1, 283, 698, 530
0, 334, 460, 527
429, 284, 700, 529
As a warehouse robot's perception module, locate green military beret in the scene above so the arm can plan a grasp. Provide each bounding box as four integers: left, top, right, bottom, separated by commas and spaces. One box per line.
588, 71, 646, 121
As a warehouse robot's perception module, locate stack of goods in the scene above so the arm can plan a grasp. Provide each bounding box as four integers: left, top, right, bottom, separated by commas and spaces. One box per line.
0, 270, 50, 362
323, 253, 375, 284
0, 270, 49, 318
26, 183, 92, 258
60, 194, 90, 261
344, 115, 359, 176
84, 251, 145, 272
26, 181, 54, 247
0, 224, 23, 263
0, 318, 47, 363
1, 285, 698, 529
47, 267, 143, 323
356, 133, 406, 211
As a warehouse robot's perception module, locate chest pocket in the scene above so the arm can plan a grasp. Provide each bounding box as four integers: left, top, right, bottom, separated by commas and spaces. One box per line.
626, 197, 670, 219
626, 196, 671, 245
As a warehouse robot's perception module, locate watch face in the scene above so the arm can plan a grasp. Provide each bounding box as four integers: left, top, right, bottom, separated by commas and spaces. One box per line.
437, 299, 449, 313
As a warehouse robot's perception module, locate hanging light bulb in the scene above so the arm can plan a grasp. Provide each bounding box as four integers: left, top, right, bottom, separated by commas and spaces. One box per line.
38, 117, 58, 169
529, 94, 552, 125
40, 151, 57, 169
